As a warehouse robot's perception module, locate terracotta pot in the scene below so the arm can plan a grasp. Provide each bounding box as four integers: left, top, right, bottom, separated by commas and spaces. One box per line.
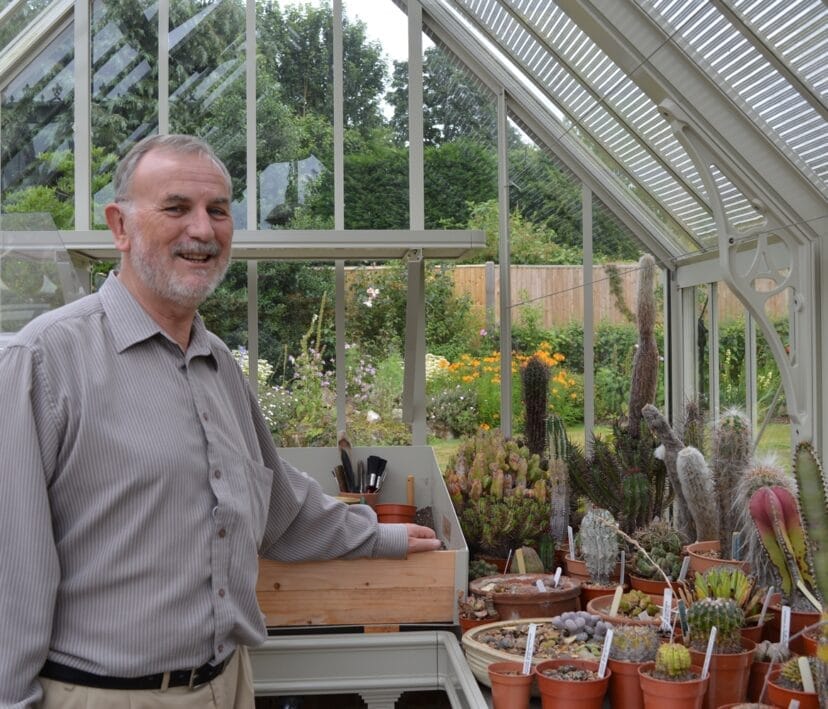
487, 661, 533, 709
458, 615, 498, 635
374, 502, 416, 524
740, 621, 764, 644
747, 659, 775, 703
766, 668, 820, 709
765, 602, 820, 654
337, 491, 379, 509
630, 575, 672, 595
802, 627, 818, 656
716, 704, 775, 708
476, 554, 508, 573
469, 573, 581, 620
688, 638, 756, 709
587, 591, 666, 627
638, 662, 709, 709
564, 556, 591, 583
580, 582, 627, 606
685, 540, 750, 578
535, 658, 610, 709
607, 657, 647, 709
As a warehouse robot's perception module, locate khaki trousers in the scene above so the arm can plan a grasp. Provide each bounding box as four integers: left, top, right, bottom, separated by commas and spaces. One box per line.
38, 646, 255, 709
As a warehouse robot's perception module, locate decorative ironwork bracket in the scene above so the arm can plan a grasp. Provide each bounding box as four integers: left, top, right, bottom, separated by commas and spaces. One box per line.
659, 99, 815, 443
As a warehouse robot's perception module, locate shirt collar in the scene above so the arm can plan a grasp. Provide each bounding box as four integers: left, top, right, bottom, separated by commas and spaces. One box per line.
99, 272, 217, 364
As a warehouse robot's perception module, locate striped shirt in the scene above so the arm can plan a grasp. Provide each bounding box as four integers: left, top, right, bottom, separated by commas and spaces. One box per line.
0, 273, 407, 708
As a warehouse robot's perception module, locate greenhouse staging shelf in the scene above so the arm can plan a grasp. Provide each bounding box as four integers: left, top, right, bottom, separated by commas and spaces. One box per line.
249, 630, 488, 708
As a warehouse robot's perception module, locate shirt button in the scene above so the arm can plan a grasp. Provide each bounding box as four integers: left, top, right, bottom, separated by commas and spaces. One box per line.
214, 470, 222, 479
202, 412, 209, 422
218, 588, 226, 598
218, 644, 224, 653
218, 528, 226, 538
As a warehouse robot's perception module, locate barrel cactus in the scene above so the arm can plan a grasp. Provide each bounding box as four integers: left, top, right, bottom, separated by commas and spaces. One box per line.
686, 597, 745, 653
609, 624, 660, 663
653, 643, 693, 680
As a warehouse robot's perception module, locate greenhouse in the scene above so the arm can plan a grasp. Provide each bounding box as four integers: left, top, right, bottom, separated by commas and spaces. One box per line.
0, 0, 826, 707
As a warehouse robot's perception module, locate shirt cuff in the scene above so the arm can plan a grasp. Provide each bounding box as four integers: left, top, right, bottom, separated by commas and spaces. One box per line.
373, 523, 409, 559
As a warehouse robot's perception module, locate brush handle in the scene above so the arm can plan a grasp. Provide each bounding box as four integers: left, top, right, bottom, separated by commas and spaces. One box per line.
406, 475, 415, 507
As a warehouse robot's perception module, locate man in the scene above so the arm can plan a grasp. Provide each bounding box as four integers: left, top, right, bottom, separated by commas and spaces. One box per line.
0, 134, 441, 708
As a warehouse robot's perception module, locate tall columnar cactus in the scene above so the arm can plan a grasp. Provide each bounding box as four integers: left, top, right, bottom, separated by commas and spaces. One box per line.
676, 446, 719, 542
609, 625, 661, 663
628, 254, 659, 439
711, 409, 752, 554
680, 398, 707, 456
654, 643, 692, 679
643, 404, 695, 541
792, 442, 828, 603
580, 507, 619, 585
521, 354, 550, 456
734, 455, 797, 586
686, 597, 745, 653
547, 414, 569, 545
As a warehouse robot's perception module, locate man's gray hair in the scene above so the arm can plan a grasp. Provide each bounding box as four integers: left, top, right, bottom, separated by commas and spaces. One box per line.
113, 134, 232, 202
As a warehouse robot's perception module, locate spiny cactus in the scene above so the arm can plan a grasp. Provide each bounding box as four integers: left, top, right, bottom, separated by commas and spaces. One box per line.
792, 442, 827, 603
521, 354, 550, 457
654, 643, 693, 680
686, 597, 745, 653
580, 507, 619, 585
547, 414, 569, 545
711, 409, 752, 554
628, 254, 659, 439
734, 455, 797, 587
679, 398, 707, 456
753, 639, 792, 664
676, 446, 719, 542
609, 624, 661, 663
631, 518, 685, 581
778, 656, 818, 690
642, 404, 695, 541
688, 565, 765, 622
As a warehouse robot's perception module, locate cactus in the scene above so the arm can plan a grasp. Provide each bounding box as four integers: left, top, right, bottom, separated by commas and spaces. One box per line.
676, 446, 719, 542
642, 404, 696, 541
654, 643, 693, 680
628, 254, 659, 439
521, 354, 550, 457
792, 442, 827, 603
547, 414, 570, 545
734, 455, 797, 587
631, 518, 685, 581
777, 656, 818, 691
686, 565, 765, 622
711, 409, 752, 554
686, 597, 745, 653
753, 639, 792, 664
580, 507, 619, 585
609, 624, 661, 663
679, 398, 707, 456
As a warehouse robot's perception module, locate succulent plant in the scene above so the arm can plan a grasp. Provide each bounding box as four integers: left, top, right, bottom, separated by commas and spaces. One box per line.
443, 428, 553, 557
776, 656, 819, 691
711, 409, 752, 554
653, 643, 693, 680
468, 558, 499, 581
609, 624, 661, 663
630, 518, 685, 581
628, 253, 659, 441
676, 445, 719, 542
547, 414, 570, 546
686, 597, 745, 653
580, 507, 619, 585
617, 589, 661, 619
521, 354, 550, 457
752, 639, 792, 664
681, 565, 766, 623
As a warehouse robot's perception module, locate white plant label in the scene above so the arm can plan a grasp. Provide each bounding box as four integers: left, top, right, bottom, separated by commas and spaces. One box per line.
598, 628, 614, 678
780, 605, 791, 647
522, 623, 537, 675
701, 626, 717, 679
678, 555, 691, 582
568, 526, 576, 560
536, 579, 546, 592
552, 567, 562, 588
758, 586, 774, 625
609, 585, 624, 617
619, 550, 625, 586
787, 701, 800, 709
660, 587, 673, 633
798, 656, 815, 694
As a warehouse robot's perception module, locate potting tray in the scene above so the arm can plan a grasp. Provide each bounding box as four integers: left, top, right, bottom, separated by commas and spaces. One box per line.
257, 445, 468, 628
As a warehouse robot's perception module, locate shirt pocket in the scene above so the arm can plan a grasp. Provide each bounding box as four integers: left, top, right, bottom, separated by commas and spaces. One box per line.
242, 457, 273, 546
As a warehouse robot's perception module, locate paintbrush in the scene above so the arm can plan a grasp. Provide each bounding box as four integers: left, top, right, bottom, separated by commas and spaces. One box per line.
337, 430, 356, 492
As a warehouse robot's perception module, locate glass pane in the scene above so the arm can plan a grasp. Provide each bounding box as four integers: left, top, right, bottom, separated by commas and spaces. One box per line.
168, 0, 245, 203
0, 0, 53, 49
255, 2, 333, 230
90, 0, 159, 227
1, 23, 74, 228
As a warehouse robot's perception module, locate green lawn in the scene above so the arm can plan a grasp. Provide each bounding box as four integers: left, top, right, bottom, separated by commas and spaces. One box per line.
429, 421, 793, 473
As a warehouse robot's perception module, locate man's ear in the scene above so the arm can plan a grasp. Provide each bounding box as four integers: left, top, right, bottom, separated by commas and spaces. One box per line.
105, 203, 130, 254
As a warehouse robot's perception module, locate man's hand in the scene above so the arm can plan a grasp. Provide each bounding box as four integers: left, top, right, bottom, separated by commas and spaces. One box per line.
403, 523, 442, 554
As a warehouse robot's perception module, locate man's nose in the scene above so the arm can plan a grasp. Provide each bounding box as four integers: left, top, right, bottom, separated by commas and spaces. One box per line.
186, 207, 215, 239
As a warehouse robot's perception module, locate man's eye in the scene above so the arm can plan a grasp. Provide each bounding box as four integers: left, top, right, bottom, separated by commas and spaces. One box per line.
210, 208, 229, 217
164, 206, 184, 214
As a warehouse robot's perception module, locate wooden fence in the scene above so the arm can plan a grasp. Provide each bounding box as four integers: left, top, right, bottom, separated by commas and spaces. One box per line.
450, 263, 789, 328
